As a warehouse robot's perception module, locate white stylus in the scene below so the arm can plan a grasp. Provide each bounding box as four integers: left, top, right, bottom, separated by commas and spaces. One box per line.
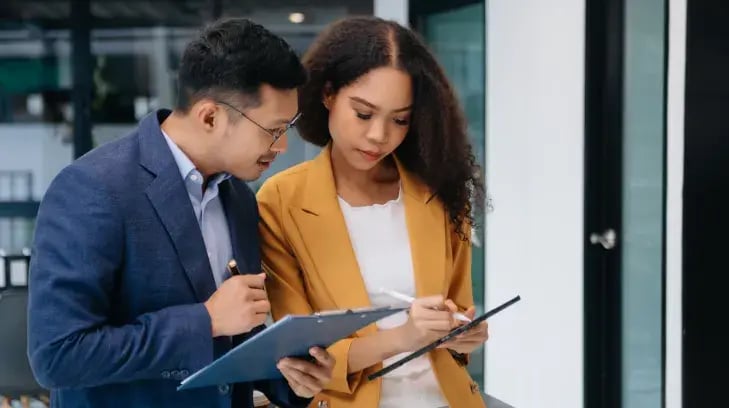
379, 288, 472, 322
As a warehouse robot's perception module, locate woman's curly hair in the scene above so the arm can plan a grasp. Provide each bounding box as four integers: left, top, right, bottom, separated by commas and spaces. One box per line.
297, 16, 484, 239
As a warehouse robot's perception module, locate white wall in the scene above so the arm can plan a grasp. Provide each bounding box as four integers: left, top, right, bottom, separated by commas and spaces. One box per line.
0, 125, 73, 200
666, 0, 686, 406
0, 124, 137, 201
373, 0, 408, 26
484, 1, 585, 407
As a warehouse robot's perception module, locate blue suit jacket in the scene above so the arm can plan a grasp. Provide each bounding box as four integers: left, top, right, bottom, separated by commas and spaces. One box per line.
27, 110, 309, 408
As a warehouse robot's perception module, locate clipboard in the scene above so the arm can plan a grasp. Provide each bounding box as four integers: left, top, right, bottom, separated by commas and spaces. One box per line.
367, 295, 521, 381
178, 306, 407, 390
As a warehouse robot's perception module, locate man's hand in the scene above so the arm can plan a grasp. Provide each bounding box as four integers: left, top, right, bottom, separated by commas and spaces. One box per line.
438, 306, 489, 354
203, 273, 269, 337
277, 347, 335, 398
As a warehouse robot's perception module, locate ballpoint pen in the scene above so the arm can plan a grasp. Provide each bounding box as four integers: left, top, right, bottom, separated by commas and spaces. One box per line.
379, 288, 472, 322
227, 259, 241, 276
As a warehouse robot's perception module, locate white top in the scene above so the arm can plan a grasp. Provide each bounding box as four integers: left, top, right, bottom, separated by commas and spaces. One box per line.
338, 188, 448, 408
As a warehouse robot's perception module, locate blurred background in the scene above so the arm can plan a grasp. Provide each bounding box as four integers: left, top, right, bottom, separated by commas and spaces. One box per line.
0, 0, 726, 407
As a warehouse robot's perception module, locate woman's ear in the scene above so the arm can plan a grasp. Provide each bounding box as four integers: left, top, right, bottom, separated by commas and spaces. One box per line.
322, 82, 334, 110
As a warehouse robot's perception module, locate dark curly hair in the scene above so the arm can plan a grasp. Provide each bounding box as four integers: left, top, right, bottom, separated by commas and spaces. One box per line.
176, 18, 306, 111
297, 16, 484, 238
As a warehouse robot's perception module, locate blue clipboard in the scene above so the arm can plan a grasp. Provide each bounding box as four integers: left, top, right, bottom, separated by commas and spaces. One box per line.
177, 306, 406, 391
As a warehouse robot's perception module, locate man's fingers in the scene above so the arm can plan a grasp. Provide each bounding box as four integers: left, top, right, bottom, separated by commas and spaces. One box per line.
245, 287, 268, 301
253, 299, 271, 314
239, 273, 266, 289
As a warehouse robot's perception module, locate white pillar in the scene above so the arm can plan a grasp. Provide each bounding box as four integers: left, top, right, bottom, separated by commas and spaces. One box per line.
485, 0, 585, 407
373, 0, 409, 27
666, 0, 686, 407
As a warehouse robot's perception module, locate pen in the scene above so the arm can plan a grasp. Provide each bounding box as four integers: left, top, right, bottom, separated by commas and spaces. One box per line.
379, 288, 472, 323
227, 259, 241, 276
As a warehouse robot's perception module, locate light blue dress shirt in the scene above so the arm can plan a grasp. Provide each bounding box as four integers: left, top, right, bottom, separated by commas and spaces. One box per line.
162, 130, 232, 287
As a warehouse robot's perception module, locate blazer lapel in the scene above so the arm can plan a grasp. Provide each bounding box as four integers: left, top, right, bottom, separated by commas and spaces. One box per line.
395, 158, 447, 298
219, 179, 260, 274
289, 146, 371, 310
139, 110, 217, 303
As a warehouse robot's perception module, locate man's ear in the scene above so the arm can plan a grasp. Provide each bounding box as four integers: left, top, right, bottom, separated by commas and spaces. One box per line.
194, 99, 220, 130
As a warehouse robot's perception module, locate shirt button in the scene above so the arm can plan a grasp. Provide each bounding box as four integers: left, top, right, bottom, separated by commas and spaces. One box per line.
190, 174, 199, 182
218, 384, 230, 395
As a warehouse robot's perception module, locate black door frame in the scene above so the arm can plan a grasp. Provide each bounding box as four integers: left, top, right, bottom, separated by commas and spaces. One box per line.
683, 0, 728, 406
584, 0, 670, 407
583, 0, 625, 405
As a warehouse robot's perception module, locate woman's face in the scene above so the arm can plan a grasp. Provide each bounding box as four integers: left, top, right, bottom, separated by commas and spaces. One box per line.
325, 66, 413, 171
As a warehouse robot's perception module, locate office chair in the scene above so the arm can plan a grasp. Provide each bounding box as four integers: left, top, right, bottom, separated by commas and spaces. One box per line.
0, 287, 48, 407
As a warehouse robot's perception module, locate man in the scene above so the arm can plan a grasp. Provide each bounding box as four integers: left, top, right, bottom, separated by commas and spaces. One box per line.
27, 18, 333, 408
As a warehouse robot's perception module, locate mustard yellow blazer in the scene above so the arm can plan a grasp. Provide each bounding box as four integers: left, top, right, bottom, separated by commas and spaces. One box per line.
257, 146, 486, 408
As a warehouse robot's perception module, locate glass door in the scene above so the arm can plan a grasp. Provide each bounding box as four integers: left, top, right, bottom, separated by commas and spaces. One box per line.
585, 0, 667, 406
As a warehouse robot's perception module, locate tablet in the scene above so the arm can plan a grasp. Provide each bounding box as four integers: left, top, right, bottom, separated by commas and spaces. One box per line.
367, 295, 521, 381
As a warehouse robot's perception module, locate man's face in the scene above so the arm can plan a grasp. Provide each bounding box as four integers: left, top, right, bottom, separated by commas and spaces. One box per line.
196, 84, 299, 181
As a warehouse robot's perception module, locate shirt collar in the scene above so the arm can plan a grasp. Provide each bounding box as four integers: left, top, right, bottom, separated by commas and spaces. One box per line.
161, 129, 230, 184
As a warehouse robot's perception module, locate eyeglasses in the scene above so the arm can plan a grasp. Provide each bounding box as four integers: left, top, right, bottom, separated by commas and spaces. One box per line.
217, 100, 301, 147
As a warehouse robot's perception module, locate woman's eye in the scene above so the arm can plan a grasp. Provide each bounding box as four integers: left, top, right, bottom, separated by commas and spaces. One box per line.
356, 112, 373, 120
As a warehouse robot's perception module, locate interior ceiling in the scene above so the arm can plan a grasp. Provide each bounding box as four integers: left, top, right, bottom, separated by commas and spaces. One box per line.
0, 0, 373, 28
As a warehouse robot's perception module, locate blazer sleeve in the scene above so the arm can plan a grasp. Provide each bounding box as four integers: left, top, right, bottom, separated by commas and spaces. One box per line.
27, 164, 213, 389
257, 181, 363, 395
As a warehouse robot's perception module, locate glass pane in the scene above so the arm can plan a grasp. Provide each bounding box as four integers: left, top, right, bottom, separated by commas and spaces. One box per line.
422, 1, 486, 387
621, 0, 666, 406
88, 1, 210, 146
0, 1, 72, 252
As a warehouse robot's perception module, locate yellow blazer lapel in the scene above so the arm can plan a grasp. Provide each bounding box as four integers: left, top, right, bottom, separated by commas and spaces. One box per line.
395, 157, 447, 298
288, 146, 372, 310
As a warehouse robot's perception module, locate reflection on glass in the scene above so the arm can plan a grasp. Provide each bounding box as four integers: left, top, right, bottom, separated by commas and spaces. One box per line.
621, 0, 666, 406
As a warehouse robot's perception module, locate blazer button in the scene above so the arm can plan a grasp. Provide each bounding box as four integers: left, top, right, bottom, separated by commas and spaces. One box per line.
161, 370, 171, 379
171, 370, 180, 380
317, 401, 329, 408
180, 369, 189, 378
218, 384, 230, 395
470, 382, 480, 394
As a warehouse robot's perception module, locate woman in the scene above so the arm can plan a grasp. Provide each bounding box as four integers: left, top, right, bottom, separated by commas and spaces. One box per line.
258, 16, 488, 408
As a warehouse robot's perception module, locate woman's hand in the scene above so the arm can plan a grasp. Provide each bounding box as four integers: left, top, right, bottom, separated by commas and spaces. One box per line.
438, 306, 489, 354
396, 295, 459, 351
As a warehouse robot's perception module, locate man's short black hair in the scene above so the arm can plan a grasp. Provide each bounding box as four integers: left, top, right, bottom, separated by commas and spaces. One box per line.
176, 18, 306, 111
